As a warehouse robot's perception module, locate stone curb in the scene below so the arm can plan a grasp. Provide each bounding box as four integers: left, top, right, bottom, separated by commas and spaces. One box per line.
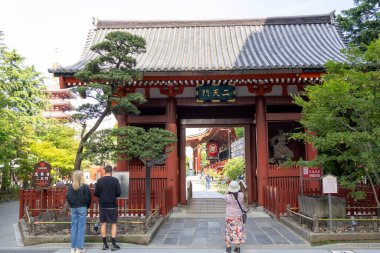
280, 216, 380, 244
18, 217, 165, 246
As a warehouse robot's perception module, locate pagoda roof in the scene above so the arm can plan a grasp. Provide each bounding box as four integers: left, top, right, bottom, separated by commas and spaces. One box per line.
45, 89, 76, 99
51, 12, 345, 76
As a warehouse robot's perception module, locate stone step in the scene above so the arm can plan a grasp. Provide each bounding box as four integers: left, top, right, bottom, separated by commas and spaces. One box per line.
188, 198, 226, 214
187, 209, 226, 213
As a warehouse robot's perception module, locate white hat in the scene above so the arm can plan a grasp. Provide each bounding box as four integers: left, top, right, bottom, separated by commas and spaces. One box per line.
228, 180, 240, 193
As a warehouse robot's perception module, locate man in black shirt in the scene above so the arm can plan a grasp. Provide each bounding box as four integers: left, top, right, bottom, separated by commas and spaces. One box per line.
94, 165, 121, 251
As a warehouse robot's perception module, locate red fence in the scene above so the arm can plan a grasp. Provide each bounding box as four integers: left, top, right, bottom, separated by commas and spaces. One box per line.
19, 185, 174, 219
264, 165, 380, 219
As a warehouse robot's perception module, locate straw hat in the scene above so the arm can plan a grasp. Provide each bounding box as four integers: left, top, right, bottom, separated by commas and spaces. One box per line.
228, 180, 240, 193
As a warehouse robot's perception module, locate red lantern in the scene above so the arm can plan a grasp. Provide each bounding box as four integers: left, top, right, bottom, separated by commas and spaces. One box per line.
206, 141, 219, 157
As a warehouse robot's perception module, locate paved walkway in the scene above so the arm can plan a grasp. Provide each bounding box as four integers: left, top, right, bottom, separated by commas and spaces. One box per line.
188, 175, 224, 199
151, 216, 307, 247
0, 196, 379, 252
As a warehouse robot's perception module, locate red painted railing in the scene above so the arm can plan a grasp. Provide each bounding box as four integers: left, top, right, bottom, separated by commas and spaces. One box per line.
19, 185, 174, 219
264, 165, 380, 219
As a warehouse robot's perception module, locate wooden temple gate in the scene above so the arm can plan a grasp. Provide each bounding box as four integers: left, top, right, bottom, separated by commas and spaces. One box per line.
47, 13, 347, 214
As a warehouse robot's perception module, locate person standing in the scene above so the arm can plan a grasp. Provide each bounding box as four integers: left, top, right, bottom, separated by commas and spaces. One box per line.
205, 174, 212, 190
224, 180, 246, 253
66, 170, 92, 253
94, 165, 121, 251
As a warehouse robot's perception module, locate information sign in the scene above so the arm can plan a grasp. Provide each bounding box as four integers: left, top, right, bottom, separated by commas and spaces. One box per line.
322, 174, 338, 194
32, 161, 52, 188
112, 172, 130, 199
303, 167, 322, 179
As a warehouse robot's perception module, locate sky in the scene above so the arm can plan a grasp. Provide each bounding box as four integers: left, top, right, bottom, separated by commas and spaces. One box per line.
1, 0, 355, 78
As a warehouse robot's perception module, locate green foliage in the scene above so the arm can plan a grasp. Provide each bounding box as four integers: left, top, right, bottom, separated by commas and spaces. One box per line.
336, 0, 380, 49
30, 120, 78, 178
223, 157, 245, 180
72, 31, 147, 170
0, 35, 47, 190
83, 129, 117, 165
292, 38, 380, 196
113, 126, 177, 164
234, 127, 244, 139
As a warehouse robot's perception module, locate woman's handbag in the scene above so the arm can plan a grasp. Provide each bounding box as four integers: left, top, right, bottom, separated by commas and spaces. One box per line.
232, 193, 247, 223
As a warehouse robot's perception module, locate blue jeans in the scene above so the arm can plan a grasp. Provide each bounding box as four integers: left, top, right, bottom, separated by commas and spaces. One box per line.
71, 206, 87, 249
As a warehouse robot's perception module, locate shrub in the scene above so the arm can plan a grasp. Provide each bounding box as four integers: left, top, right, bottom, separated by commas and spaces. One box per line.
223, 157, 245, 180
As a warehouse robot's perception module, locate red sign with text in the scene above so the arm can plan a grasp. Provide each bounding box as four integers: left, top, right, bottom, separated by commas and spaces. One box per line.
302, 167, 322, 179
206, 141, 219, 160
32, 161, 52, 188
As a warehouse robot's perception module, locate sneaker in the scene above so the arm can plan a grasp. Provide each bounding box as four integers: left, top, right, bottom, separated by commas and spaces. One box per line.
234, 247, 240, 253
111, 243, 121, 251
75, 249, 85, 253
102, 243, 109, 250
71, 248, 76, 253
226, 247, 231, 253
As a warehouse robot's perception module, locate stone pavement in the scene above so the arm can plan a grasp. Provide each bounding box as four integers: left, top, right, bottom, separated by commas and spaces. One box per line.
150, 216, 306, 247
1, 197, 380, 252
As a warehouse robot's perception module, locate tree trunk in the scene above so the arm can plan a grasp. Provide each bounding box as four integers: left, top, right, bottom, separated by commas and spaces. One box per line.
73, 103, 112, 171
365, 170, 380, 217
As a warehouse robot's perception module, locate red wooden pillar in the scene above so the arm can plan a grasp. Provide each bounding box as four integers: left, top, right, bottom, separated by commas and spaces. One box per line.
305, 131, 320, 190
192, 147, 198, 174
256, 96, 268, 206
165, 97, 178, 205
196, 144, 201, 174
244, 125, 255, 204
179, 126, 187, 205
117, 114, 128, 172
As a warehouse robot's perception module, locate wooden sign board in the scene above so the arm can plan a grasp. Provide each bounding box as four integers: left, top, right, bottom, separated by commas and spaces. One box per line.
32, 161, 52, 188
112, 172, 129, 199
303, 167, 322, 179
322, 174, 338, 194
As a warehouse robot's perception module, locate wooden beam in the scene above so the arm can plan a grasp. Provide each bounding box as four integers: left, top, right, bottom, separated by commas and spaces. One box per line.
127, 115, 166, 124
180, 118, 254, 126
266, 113, 301, 121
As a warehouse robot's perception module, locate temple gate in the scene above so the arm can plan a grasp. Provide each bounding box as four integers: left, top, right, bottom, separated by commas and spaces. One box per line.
51, 13, 345, 209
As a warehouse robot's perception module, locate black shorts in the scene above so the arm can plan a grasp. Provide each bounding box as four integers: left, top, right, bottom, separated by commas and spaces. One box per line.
99, 208, 118, 223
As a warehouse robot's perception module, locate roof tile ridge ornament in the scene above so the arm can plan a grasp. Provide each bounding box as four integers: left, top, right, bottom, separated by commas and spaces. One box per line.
92, 17, 98, 27
329, 10, 348, 46
95, 13, 333, 29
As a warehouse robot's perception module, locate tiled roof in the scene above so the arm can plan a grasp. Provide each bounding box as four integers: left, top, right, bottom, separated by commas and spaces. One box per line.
51, 13, 345, 74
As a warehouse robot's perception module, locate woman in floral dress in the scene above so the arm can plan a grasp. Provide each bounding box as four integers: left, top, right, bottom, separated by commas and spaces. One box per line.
224, 180, 246, 253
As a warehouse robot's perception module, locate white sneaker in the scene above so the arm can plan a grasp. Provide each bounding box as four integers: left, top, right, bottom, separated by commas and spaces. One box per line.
75, 249, 85, 253
70, 248, 76, 253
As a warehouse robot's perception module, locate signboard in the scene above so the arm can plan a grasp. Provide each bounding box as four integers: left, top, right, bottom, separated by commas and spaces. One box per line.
112, 172, 130, 199
322, 174, 338, 194
206, 141, 219, 160
32, 161, 52, 188
302, 167, 322, 179
196, 84, 235, 102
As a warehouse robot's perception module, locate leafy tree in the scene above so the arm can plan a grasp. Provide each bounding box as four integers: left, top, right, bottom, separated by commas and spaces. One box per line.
336, 0, 380, 49
114, 126, 177, 165
223, 157, 245, 180
292, 38, 380, 204
30, 120, 79, 180
0, 34, 47, 190
83, 129, 117, 166
113, 126, 177, 216
234, 127, 244, 139
72, 31, 147, 170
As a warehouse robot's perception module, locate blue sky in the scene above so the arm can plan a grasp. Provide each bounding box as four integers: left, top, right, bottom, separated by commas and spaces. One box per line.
1, 0, 354, 77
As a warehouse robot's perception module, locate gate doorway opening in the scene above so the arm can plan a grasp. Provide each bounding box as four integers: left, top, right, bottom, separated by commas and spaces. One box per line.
185, 127, 248, 200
